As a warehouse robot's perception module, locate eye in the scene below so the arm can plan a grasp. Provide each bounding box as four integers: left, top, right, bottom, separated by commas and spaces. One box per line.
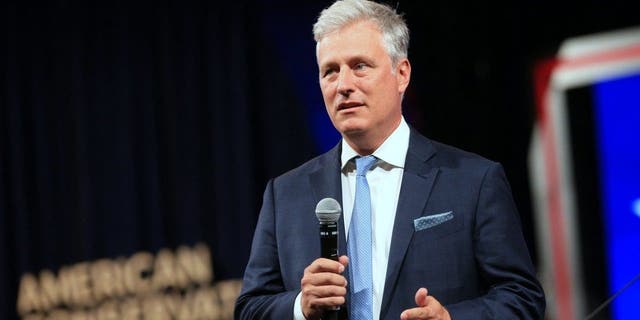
322, 67, 337, 78
355, 63, 368, 70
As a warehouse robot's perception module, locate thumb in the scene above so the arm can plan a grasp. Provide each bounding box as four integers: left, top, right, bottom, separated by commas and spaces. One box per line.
414, 287, 428, 307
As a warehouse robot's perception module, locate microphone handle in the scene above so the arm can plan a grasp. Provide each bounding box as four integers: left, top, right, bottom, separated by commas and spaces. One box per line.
319, 222, 339, 261
319, 221, 341, 319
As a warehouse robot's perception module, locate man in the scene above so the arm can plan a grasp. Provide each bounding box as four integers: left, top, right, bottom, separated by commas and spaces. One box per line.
235, 0, 545, 319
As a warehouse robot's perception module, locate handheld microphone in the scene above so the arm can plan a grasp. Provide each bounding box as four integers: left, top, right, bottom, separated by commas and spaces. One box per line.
315, 198, 342, 320
315, 198, 342, 261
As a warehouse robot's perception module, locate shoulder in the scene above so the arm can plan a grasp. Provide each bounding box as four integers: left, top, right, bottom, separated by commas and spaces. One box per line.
409, 129, 504, 183
433, 140, 497, 169
412, 130, 498, 169
271, 143, 340, 183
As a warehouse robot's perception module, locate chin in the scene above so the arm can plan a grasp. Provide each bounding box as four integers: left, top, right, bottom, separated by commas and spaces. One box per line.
339, 126, 369, 139
336, 117, 370, 132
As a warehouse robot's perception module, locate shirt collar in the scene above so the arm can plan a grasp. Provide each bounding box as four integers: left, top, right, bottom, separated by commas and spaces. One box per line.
340, 117, 410, 170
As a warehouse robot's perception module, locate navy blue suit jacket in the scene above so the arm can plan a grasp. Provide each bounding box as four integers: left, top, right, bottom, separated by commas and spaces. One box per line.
235, 129, 545, 319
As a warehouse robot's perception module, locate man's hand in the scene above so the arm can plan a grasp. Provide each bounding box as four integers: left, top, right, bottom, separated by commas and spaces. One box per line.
400, 287, 451, 320
300, 255, 349, 320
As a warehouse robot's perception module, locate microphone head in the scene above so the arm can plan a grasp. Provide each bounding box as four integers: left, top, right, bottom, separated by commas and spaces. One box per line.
315, 198, 342, 223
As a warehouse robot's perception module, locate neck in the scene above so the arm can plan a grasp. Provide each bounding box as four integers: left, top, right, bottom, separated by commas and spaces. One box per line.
343, 118, 401, 156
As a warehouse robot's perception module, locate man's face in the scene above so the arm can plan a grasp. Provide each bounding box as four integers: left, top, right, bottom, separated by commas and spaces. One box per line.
317, 20, 410, 146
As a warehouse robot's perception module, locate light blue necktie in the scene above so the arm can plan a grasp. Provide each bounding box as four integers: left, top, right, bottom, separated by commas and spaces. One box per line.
348, 155, 377, 320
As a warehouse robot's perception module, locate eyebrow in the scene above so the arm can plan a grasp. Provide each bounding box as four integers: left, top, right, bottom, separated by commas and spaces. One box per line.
320, 55, 375, 68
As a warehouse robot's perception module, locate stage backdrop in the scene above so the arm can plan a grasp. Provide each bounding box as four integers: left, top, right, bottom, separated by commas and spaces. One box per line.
0, 2, 321, 319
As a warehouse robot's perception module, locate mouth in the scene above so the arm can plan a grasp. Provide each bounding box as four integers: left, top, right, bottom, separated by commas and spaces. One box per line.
337, 101, 364, 111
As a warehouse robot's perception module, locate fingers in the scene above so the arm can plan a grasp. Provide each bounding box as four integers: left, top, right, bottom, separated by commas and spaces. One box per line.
304, 257, 345, 275
401, 305, 436, 320
300, 257, 349, 319
300, 272, 347, 292
302, 285, 347, 305
338, 255, 349, 267
400, 288, 450, 320
301, 258, 347, 292
414, 287, 428, 307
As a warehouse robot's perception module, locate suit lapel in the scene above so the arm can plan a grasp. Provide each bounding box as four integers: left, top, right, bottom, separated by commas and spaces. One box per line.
308, 143, 347, 259
380, 130, 439, 319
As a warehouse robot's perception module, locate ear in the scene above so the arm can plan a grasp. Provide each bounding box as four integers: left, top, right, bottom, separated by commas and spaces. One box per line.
396, 58, 411, 94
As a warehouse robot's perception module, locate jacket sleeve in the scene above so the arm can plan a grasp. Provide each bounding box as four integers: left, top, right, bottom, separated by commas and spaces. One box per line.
234, 179, 298, 320
446, 163, 546, 319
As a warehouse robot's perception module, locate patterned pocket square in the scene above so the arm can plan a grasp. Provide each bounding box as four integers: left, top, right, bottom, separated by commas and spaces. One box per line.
414, 211, 454, 231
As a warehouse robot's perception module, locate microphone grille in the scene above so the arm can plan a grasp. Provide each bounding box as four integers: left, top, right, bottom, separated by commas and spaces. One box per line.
315, 198, 342, 222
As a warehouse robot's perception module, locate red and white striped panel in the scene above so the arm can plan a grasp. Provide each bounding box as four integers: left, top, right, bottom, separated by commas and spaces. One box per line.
529, 26, 640, 320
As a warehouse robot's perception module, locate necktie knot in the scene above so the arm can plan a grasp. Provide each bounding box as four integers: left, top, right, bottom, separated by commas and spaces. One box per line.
355, 155, 377, 177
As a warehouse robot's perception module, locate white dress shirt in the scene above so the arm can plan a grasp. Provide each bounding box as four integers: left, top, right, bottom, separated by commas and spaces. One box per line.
294, 117, 410, 320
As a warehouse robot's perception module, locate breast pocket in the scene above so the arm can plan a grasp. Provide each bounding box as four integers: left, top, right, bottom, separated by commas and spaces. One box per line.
410, 211, 464, 246
405, 212, 467, 289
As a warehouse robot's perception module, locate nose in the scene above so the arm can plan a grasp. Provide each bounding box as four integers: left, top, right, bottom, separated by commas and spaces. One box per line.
337, 69, 355, 96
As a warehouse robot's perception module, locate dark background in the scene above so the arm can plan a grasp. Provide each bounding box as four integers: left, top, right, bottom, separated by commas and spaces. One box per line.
1, 0, 639, 318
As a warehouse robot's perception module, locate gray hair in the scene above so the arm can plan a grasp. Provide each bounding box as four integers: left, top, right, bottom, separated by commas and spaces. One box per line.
313, 0, 409, 65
